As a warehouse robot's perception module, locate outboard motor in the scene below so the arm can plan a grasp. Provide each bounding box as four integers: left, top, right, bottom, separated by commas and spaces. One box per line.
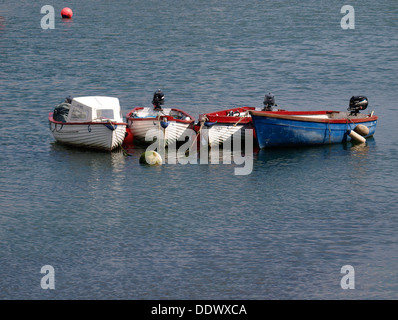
152, 89, 165, 110
64, 95, 73, 104
263, 93, 276, 111
348, 96, 368, 116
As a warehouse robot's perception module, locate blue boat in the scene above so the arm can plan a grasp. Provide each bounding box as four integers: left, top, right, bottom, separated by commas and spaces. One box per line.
250, 96, 378, 148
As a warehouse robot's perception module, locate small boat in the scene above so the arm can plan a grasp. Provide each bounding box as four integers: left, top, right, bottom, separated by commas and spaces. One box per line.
48, 96, 127, 151
126, 90, 195, 146
250, 96, 378, 149
198, 106, 256, 147
198, 93, 283, 147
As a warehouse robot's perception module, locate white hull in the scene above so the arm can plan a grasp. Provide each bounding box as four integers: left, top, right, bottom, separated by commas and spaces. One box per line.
50, 122, 126, 151
129, 120, 192, 146
206, 123, 251, 147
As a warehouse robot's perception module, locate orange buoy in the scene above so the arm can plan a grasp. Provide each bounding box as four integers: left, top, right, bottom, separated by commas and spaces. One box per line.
61, 7, 73, 19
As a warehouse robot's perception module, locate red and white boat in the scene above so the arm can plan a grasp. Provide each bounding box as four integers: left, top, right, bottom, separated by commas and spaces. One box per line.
197, 93, 283, 147
125, 90, 195, 146
48, 96, 127, 151
198, 106, 257, 147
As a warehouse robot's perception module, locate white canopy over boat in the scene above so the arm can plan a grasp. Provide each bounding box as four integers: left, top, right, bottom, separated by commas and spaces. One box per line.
67, 96, 124, 123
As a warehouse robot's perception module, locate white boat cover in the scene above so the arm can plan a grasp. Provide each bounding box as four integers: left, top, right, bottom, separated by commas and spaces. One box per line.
66, 96, 123, 123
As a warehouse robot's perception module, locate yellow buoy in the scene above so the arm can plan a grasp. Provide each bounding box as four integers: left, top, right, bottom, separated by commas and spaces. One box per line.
139, 151, 162, 165
354, 124, 369, 136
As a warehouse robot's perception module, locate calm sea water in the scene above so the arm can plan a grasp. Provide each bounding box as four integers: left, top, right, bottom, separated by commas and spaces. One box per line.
1, 0, 397, 299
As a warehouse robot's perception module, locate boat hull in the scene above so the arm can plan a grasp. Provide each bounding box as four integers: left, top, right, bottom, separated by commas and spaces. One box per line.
250, 111, 378, 149
205, 123, 253, 147
49, 118, 127, 151
126, 107, 195, 146
127, 118, 194, 146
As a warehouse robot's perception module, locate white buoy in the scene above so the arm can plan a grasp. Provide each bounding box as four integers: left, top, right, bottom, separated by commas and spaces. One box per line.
348, 130, 366, 143
139, 151, 162, 165
354, 124, 369, 136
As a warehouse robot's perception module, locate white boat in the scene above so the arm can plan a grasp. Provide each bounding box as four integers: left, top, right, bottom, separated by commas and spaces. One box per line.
48, 96, 127, 151
125, 90, 195, 146
198, 106, 257, 148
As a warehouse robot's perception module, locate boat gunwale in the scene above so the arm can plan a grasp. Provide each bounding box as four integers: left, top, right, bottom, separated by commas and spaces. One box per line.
48, 113, 127, 126
250, 110, 378, 124
126, 107, 195, 124
199, 106, 256, 124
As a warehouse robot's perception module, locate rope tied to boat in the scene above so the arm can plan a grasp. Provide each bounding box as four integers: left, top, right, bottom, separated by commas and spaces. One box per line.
105, 119, 116, 131
328, 122, 331, 144
51, 123, 64, 132
186, 116, 208, 155
156, 113, 168, 149
344, 116, 357, 134
121, 145, 132, 156
233, 111, 249, 127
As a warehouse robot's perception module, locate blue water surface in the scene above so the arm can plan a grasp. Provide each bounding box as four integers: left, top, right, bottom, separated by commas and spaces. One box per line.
0, 0, 397, 299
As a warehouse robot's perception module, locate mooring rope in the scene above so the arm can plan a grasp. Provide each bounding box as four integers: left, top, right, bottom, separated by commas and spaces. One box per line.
328, 122, 331, 143
233, 111, 249, 127
107, 119, 115, 130
186, 116, 208, 155
121, 145, 132, 156
55, 123, 63, 132
156, 113, 167, 150
345, 116, 356, 132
